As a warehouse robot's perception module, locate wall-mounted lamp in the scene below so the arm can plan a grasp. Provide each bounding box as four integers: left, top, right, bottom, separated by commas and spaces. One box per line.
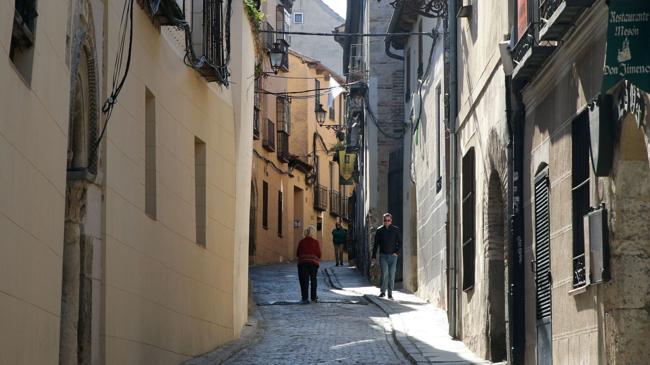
269, 43, 284, 73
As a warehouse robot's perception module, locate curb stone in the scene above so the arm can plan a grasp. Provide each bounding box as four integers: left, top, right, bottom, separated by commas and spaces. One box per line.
182, 306, 264, 365
324, 268, 419, 364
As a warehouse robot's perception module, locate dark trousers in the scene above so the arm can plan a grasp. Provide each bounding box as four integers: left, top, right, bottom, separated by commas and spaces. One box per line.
298, 263, 319, 301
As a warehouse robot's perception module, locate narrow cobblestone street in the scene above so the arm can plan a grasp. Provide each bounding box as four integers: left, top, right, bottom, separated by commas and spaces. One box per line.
225, 263, 408, 364
186, 262, 489, 365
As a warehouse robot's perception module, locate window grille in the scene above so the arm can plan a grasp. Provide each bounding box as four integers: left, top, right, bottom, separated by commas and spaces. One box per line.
262, 119, 276, 151
276, 96, 291, 135
572, 113, 590, 288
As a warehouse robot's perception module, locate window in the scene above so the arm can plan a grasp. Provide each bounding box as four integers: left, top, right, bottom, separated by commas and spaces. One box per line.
276, 5, 291, 45
435, 84, 442, 192
195, 137, 206, 246
145, 88, 157, 219
10, 0, 38, 84
405, 50, 411, 102
276, 95, 291, 135
418, 21, 423, 79
572, 113, 590, 288
262, 119, 276, 151
329, 103, 335, 120
315, 79, 321, 109
278, 190, 283, 237
462, 148, 475, 291
293, 12, 303, 23
262, 181, 269, 229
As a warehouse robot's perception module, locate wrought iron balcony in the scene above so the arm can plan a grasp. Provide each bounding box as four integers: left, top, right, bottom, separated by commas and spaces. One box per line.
262, 119, 275, 151
260, 21, 276, 50
314, 185, 328, 211
539, 0, 595, 41
511, 23, 557, 83
572, 253, 587, 288
276, 131, 290, 163
329, 190, 341, 217
137, 0, 184, 26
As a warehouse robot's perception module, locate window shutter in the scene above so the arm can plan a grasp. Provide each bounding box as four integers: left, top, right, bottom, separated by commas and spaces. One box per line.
534, 169, 551, 320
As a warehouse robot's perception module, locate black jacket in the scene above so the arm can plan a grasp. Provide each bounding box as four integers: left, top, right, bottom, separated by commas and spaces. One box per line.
372, 224, 402, 258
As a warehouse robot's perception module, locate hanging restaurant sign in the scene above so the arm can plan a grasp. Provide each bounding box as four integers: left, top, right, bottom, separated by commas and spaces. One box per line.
338, 151, 357, 185
602, 0, 650, 93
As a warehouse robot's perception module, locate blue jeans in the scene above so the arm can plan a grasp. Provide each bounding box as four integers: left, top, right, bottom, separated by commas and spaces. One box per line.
379, 254, 398, 294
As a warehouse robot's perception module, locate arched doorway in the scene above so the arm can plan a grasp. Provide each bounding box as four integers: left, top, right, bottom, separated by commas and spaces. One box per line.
60, 13, 101, 364
486, 172, 507, 362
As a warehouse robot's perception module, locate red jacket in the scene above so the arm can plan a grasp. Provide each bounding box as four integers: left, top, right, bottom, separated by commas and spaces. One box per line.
296, 236, 322, 265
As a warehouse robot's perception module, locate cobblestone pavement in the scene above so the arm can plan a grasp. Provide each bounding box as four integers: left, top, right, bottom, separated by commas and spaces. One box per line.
225, 262, 409, 365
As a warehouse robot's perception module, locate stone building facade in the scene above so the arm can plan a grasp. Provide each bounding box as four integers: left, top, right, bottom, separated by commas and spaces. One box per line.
287, 0, 344, 76
250, 45, 350, 265
512, 0, 650, 364
1, 0, 255, 363
386, 4, 449, 308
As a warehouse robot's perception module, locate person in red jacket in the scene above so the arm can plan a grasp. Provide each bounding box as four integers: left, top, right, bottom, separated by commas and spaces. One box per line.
296, 225, 322, 304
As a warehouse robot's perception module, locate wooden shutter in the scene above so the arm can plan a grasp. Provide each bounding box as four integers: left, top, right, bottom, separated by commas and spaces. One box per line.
534, 169, 551, 320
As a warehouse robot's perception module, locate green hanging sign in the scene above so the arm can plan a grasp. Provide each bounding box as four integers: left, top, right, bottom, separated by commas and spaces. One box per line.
602, 0, 650, 93
338, 151, 357, 185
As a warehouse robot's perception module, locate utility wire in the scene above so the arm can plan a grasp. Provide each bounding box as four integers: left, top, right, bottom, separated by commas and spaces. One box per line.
259, 30, 437, 38
95, 0, 135, 151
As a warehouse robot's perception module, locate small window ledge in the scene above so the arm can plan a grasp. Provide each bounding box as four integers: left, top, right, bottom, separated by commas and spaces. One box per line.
568, 284, 588, 296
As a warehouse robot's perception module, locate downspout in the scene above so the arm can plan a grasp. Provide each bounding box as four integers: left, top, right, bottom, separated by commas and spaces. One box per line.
447, 0, 459, 339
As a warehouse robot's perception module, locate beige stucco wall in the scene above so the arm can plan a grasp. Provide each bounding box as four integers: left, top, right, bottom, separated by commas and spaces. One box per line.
103, 2, 254, 363
251, 51, 349, 266
0, 0, 70, 363
455, 0, 510, 360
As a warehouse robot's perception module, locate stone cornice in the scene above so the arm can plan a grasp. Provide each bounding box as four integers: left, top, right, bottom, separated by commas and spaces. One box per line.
522, 1, 608, 112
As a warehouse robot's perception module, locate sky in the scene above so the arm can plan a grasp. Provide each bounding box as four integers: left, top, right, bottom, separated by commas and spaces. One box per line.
322, 0, 347, 19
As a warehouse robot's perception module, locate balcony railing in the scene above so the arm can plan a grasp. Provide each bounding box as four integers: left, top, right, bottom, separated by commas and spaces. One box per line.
262, 119, 275, 151
277, 131, 290, 162
539, 0, 595, 41
511, 23, 556, 83
314, 185, 328, 211
573, 253, 587, 288
329, 190, 340, 216
260, 21, 276, 50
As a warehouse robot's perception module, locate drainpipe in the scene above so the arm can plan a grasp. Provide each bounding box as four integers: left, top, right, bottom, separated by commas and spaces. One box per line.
447, 0, 459, 339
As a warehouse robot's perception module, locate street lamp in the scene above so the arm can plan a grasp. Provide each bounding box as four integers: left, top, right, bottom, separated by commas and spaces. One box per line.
269, 42, 284, 73
315, 103, 327, 126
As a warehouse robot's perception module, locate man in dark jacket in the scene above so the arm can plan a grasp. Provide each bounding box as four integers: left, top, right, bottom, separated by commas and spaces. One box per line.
372, 213, 402, 299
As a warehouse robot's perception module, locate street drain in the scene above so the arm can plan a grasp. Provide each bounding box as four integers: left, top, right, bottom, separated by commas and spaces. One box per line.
257, 299, 368, 306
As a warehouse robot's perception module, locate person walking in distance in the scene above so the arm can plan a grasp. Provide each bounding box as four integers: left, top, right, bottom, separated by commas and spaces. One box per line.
372, 213, 402, 299
296, 225, 322, 304
332, 222, 347, 266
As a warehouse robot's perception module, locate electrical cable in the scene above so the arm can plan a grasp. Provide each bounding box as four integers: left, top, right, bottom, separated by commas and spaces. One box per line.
94, 0, 135, 151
